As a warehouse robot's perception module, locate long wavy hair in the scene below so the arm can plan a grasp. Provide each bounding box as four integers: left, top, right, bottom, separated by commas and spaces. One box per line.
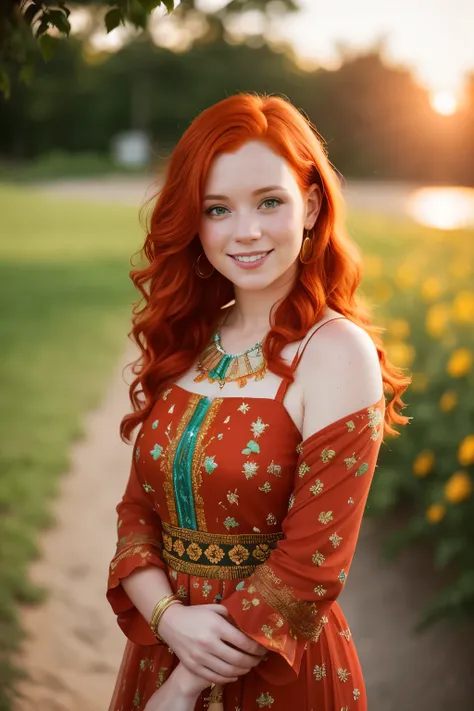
121, 92, 410, 442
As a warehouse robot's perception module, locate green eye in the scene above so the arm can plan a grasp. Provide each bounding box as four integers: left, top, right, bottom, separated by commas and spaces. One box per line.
262, 198, 281, 208
206, 206, 228, 216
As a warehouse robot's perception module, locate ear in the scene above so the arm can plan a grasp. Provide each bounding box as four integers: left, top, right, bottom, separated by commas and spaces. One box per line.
304, 184, 322, 229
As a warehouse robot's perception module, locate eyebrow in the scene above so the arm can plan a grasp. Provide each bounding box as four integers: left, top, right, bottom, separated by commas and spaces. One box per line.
203, 185, 288, 201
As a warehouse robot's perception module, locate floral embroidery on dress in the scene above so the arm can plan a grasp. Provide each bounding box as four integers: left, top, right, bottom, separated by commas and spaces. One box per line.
151, 420, 159, 429
266, 513, 277, 525
256, 692, 275, 708
338, 569, 347, 584
243, 461, 259, 479
338, 667, 351, 682
258, 481, 272, 494
320, 446, 336, 463
355, 462, 369, 476
204, 455, 218, 473
202, 580, 212, 597
312, 551, 325, 566
227, 489, 239, 505
150, 444, 163, 460
251, 417, 269, 438
313, 662, 327, 681
229, 544, 250, 564
314, 584, 327, 596
346, 420, 355, 432
367, 405, 383, 440
238, 402, 250, 414
310, 479, 324, 495
353, 688, 361, 700
224, 516, 239, 531
267, 461, 281, 477
142, 482, 155, 493
298, 461, 310, 477
242, 440, 260, 455
318, 511, 333, 525
329, 533, 343, 548
344, 453, 358, 469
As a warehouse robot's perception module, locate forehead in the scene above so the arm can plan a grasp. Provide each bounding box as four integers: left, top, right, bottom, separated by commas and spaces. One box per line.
204, 140, 298, 193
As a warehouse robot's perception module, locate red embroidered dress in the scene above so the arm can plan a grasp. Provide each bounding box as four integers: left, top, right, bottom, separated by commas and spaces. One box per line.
107, 329, 385, 711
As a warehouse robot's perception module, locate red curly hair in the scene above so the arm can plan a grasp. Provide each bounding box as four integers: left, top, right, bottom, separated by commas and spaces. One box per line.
121, 92, 410, 442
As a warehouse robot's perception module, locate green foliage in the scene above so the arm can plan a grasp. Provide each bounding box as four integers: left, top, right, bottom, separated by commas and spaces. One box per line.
0, 183, 141, 707
0, 0, 298, 96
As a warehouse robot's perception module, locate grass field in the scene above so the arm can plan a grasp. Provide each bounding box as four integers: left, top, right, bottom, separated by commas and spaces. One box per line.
0, 184, 143, 709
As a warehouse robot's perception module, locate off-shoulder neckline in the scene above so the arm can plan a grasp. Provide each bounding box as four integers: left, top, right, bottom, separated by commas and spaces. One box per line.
167, 383, 385, 449
299, 393, 386, 450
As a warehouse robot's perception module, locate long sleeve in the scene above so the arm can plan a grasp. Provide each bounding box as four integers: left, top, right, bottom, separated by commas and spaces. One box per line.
106, 436, 167, 646
222, 398, 385, 684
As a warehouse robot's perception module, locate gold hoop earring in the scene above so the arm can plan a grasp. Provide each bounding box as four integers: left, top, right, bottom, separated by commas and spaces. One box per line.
300, 229, 313, 264
195, 252, 215, 279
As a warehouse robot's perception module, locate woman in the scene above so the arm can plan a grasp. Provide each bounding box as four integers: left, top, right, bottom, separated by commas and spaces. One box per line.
106, 93, 410, 711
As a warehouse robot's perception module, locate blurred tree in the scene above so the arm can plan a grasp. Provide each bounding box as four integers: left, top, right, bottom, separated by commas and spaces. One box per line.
0, 0, 298, 97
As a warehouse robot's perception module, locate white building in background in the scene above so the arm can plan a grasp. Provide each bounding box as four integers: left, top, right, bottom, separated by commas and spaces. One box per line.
112, 131, 151, 168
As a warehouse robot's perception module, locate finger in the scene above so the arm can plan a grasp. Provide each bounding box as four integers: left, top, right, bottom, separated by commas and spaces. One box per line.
212, 641, 263, 670
207, 604, 229, 616
195, 665, 238, 686
201, 654, 250, 679
221, 624, 267, 657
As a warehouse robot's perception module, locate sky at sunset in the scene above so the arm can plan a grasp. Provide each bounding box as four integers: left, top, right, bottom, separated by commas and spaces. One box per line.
276, 0, 474, 99
199, 0, 474, 105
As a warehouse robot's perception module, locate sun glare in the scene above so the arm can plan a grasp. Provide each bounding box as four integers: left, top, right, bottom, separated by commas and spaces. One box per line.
430, 91, 458, 115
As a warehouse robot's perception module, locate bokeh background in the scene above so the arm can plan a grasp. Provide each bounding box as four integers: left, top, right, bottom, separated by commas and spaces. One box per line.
1, 1, 474, 710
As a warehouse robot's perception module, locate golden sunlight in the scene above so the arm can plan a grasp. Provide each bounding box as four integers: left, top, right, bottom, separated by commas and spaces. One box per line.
407, 187, 474, 230
430, 90, 459, 115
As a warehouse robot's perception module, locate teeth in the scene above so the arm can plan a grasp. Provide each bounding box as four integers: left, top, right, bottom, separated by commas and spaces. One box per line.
233, 252, 269, 263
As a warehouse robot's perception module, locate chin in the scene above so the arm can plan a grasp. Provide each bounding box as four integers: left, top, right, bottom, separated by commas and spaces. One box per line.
229, 270, 291, 292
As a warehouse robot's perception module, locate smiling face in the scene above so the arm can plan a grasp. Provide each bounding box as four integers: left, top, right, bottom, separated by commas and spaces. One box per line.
199, 140, 321, 293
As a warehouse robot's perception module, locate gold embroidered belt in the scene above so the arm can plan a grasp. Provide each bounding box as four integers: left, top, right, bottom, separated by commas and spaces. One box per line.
161, 522, 284, 580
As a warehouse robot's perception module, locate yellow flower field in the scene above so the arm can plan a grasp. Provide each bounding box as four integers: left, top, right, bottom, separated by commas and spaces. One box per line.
355, 210, 474, 627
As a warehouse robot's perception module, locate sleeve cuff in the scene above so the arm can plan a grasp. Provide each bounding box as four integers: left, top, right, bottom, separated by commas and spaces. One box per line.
106, 546, 166, 646
222, 586, 307, 685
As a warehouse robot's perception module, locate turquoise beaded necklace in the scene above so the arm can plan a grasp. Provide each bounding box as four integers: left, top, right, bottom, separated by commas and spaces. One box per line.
194, 318, 267, 389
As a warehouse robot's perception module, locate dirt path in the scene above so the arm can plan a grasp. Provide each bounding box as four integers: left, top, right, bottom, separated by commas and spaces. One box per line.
14, 178, 474, 710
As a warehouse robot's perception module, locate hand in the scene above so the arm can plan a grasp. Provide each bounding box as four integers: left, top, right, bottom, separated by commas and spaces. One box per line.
158, 603, 267, 685
144, 663, 210, 711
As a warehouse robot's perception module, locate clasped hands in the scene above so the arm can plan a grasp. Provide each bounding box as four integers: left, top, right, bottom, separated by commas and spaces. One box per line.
144, 603, 267, 711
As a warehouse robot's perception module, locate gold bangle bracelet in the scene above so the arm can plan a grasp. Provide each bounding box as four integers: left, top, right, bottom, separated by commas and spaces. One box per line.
153, 599, 183, 642
149, 594, 183, 642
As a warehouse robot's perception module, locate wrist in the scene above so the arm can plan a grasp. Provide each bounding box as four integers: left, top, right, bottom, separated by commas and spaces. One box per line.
157, 599, 185, 641
171, 664, 202, 701
149, 594, 183, 642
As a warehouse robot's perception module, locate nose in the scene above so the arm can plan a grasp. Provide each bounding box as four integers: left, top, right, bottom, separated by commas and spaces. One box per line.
233, 215, 262, 242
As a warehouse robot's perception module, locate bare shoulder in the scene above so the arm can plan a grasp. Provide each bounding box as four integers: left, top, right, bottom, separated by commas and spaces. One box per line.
298, 317, 383, 439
